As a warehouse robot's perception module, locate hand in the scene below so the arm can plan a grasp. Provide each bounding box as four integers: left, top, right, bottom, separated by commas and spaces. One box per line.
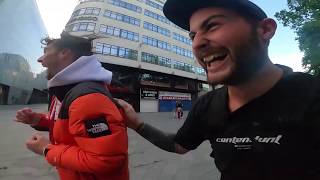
26, 133, 51, 155
15, 108, 41, 126
114, 98, 143, 130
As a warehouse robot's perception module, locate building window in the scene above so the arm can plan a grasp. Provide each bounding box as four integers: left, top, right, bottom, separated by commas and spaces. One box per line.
100, 25, 139, 42
172, 60, 194, 73
104, 10, 141, 26
145, 0, 163, 11
144, 9, 170, 24
173, 32, 192, 45
141, 52, 171, 68
142, 35, 171, 51
143, 22, 170, 37
72, 7, 101, 17
95, 42, 138, 60
154, 0, 164, 4
172, 45, 193, 58
79, 0, 104, 3
66, 22, 96, 32
107, 0, 142, 13
194, 67, 206, 76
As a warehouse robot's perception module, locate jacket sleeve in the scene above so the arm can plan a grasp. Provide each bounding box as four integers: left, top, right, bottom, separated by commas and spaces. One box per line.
45, 93, 128, 174
31, 113, 50, 131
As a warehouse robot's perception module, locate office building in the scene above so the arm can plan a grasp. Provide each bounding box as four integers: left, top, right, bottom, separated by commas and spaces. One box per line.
66, 0, 210, 112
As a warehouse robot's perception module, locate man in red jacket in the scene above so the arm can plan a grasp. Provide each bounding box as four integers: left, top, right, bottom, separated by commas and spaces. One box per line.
116, 0, 320, 180
15, 32, 129, 180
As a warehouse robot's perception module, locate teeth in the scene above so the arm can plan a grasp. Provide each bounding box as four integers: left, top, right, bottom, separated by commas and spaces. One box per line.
203, 55, 214, 62
203, 52, 227, 63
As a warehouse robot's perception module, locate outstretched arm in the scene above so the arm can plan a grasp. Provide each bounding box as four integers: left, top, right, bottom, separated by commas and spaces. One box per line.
115, 98, 189, 154
15, 108, 50, 131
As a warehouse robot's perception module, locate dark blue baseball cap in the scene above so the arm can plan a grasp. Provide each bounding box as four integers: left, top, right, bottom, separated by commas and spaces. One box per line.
163, 0, 267, 30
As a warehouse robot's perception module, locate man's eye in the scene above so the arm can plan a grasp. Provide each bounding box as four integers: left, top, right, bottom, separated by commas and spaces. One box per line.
189, 32, 196, 41
206, 23, 219, 31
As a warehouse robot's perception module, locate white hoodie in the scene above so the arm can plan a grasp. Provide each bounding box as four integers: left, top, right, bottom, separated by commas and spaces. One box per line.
48, 55, 112, 88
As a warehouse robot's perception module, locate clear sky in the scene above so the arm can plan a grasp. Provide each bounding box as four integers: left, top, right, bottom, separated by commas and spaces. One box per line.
36, 0, 305, 72
36, 0, 78, 38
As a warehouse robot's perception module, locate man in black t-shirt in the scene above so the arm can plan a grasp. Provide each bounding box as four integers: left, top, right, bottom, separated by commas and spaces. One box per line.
116, 0, 320, 179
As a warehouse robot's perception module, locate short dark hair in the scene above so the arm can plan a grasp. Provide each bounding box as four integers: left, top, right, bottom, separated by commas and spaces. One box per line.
41, 31, 93, 59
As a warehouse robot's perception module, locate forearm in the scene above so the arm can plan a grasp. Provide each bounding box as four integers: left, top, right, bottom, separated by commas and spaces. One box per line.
136, 123, 178, 153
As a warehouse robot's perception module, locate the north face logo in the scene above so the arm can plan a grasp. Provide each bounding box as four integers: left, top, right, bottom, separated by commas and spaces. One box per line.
85, 117, 111, 138
88, 123, 109, 134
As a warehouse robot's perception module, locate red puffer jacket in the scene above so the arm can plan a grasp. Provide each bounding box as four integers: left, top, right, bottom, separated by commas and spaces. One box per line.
35, 89, 129, 180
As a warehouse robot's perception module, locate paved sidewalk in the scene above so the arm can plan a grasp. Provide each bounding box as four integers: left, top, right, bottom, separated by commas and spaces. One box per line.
0, 104, 220, 180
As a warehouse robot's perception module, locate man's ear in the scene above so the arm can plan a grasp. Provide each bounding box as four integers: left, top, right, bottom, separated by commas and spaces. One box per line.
59, 48, 71, 56
257, 18, 277, 44
58, 48, 74, 60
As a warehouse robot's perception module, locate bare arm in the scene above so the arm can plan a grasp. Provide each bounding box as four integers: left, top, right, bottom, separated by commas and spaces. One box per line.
15, 108, 42, 125
115, 99, 189, 154
15, 108, 50, 131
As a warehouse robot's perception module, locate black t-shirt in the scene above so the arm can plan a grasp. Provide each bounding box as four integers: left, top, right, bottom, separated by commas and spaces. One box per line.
174, 71, 320, 180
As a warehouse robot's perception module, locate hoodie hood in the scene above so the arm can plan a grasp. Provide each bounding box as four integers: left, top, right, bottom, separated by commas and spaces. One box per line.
48, 55, 112, 88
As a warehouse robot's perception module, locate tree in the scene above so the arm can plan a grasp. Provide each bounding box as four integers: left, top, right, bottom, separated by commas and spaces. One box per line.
275, 0, 320, 75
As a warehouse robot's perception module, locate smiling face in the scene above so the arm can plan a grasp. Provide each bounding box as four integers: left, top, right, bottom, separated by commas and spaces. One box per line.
190, 7, 268, 85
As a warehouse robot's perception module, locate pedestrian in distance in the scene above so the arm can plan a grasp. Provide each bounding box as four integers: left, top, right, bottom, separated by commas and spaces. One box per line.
116, 0, 320, 179
175, 100, 183, 119
15, 32, 129, 180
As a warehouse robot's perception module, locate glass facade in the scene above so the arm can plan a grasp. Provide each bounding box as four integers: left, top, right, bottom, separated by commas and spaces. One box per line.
143, 21, 170, 37
95, 42, 138, 60
173, 32, 192, 45
142, 35, 171, 51
144, 9, 170, 24
104, 10, 141, 26
172, 60, 194, 73
172, 45, 194, 58
72, 7, 101, 17
145, 0, 163, 11
66, 22, 96, 32
0, 0, 48, 104
141, 52, 171, 68
107, 0, 142, 13
99, 24, 139, 42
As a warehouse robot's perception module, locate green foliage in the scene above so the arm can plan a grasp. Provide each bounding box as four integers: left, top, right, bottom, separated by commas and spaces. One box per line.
275, 0, 320, 74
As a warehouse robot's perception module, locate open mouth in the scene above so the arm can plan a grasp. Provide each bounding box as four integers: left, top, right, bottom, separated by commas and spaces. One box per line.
202, 52, 228, 67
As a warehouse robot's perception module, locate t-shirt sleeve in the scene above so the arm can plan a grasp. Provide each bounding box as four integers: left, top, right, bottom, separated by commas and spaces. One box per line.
174, 97, 207, 150
308, 76, 320, 139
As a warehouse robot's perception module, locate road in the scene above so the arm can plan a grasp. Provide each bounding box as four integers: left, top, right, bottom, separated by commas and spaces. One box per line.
0, 104, 220, 180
